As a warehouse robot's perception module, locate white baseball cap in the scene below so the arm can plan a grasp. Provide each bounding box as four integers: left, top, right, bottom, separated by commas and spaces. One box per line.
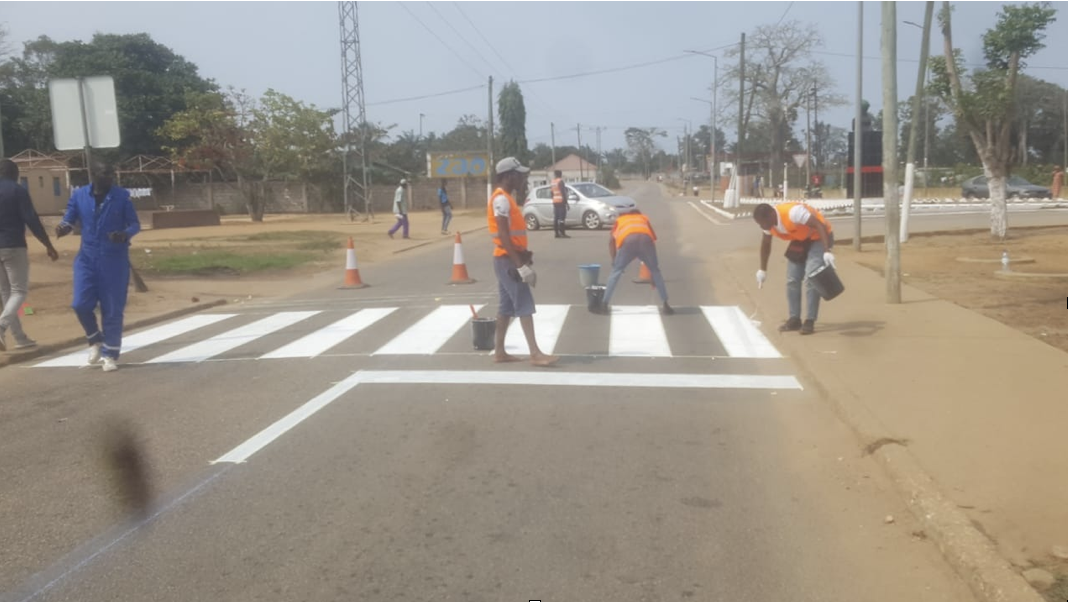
495, 157, 530, 175
399, 178, 408, 185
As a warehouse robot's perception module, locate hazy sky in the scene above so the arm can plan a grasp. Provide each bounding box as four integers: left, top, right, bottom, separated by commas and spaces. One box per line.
3, 1, 1067, 152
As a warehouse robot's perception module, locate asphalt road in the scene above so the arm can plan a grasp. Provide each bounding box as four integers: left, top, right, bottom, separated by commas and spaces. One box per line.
0, 182, 1000, 602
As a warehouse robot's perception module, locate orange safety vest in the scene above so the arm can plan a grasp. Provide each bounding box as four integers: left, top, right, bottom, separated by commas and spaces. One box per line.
487, 188, 528, 257
551, 178, 565, 204
770, 202, 833, 242
612, 213, 655, 248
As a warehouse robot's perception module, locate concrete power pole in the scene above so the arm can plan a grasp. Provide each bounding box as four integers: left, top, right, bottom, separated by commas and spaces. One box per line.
900, 1, 935, 243
882, 1, 901, 303
853, 2, 864, 251
576, 124, 583, 180
550, 122, 556, 167
733, 32, 745, 209
487, 76, 494, 201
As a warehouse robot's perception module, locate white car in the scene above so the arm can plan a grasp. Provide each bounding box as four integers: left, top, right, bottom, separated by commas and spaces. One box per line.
522, 182, 637, 230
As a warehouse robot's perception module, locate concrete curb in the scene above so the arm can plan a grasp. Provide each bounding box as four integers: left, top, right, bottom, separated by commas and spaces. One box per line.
719, 259, 1046, 602
392, 226, 488, 255
0, 299, 229, 370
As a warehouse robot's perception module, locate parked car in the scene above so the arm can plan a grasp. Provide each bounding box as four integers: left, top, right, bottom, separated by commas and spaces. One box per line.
522, 182, 637, 230
960, 175, 1052, 199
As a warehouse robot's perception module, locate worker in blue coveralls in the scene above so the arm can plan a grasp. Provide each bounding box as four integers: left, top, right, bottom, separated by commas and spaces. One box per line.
55, 162, 140, 372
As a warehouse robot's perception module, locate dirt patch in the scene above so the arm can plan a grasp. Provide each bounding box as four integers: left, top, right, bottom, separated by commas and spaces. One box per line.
837, 226, 1068, 353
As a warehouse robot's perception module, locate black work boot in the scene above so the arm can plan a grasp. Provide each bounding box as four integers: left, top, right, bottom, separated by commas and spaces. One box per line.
661, 302, 675, 316
779, 317, 802, 332
800, 319, 816, 335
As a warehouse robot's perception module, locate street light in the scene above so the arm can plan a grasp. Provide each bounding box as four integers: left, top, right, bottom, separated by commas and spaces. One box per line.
686, 50, 718, 200
677, 118, 693, 182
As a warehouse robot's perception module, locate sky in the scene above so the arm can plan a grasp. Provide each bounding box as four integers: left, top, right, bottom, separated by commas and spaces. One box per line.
2, 1, 1067, 154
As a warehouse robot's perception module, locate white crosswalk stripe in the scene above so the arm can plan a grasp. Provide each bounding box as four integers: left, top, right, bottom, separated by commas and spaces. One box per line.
504, 304, 570, 356
373, 305, 485, 355
146, 311, 320, 364
30, 305, 787, 367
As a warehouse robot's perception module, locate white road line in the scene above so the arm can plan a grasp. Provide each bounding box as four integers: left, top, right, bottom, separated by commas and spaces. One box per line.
701, 306, 782, 358
260, 308, 397, 359
609, 305, 672, 357
374, 305, 485, 355
504, 304, 570, 355
33, 314, 237, 367
357, 370, 803, 390
214, 372, 364, 464
687, 201, 727, 225
214, 368, 802, 464
146, 311, 320, 364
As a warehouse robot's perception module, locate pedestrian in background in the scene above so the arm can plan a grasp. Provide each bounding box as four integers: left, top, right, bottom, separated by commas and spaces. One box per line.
0, 159, 59, 352
387, 178, 409, 239
55, 162, 140, 372
753, 201, 834, 336
551, 170, 570, 238
438, 179, 453, 235
1052, 166, 1063, 199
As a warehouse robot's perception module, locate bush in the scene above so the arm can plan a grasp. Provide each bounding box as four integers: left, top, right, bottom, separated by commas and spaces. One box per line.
601, 165, 621, 189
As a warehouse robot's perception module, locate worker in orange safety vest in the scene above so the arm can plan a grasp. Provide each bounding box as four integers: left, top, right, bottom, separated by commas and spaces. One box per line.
598, 208, 672, 315
753, 202, 835, 335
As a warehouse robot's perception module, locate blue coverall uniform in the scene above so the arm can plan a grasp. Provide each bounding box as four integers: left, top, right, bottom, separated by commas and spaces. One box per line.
59, 185, 140, 360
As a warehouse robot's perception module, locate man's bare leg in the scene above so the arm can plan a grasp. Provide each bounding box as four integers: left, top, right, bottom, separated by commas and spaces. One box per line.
494, 315, 521, 362
519, 315, 558, 366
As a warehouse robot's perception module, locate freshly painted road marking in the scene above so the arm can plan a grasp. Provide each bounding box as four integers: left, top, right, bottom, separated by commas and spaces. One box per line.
609, 305, 672, 357
374, 305, 484, 355
260, 307, 397, 359
504, 304, 570, 355
146, 311, 320, 363
355, 370, 802, 390
701, 306, 782, 358
688, 201, 727, 225
33, 314, 237, 367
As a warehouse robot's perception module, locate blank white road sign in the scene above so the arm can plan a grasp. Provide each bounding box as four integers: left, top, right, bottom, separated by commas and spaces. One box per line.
48, 76, 121, 150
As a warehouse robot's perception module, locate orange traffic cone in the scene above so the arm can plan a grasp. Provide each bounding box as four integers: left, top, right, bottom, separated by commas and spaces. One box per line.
340, 237, 369, 289
448, 232, 476, 284
633, 261, 653, 284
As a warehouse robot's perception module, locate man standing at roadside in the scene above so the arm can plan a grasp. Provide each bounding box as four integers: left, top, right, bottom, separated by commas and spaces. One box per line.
488, 157, 558, 367
551, 170, 570, 238
752, 201, 834, 335
0, 159, 60, 351
438, 179, 453, 235
1052, 166, 1063, 200
600, 208, 672, 315
55, 162, 140, 372
387, 178, 409, 239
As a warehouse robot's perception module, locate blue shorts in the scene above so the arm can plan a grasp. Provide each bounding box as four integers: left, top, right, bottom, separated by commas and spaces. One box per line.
494, 256, 536, 318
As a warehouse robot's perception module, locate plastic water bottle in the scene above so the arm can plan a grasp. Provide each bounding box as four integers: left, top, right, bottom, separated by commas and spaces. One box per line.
1001, 250, 1010, 272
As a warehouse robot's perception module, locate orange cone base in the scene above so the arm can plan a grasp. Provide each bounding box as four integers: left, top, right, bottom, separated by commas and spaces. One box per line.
633, 263, 653, 284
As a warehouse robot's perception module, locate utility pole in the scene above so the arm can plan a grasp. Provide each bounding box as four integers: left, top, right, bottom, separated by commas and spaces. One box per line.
487, 75, 494, 201
735, 32, 745, 209
0, 98, 5, 158
882, 1, 901, 303
712, 58, 718, 200
551, 122, 557, 165
339, 1, 371, 221
805, 87, 812, 192
853, 2, 864, 251
1063, 90, 1067, 171
419, 113, 425, 139
900, 2, 934, 243
924, 68, 931, 198
576, 123, 583, 180
595, 126, 602, 183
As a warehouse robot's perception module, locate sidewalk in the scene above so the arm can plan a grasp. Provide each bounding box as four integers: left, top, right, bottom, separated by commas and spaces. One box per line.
1, 209, 487, 368
717, 244, 1068, 601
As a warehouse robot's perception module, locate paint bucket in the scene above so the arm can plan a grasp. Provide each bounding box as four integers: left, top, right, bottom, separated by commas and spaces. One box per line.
807, 263, 845, 301
578, 264, 600, 288
586, 285, 607, 312
471, 318, 496, 351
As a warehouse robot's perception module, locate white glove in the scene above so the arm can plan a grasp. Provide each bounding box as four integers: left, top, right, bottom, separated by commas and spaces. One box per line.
756, 269, 767, 289
823, 251, 836, 268
517, 264, 537, 287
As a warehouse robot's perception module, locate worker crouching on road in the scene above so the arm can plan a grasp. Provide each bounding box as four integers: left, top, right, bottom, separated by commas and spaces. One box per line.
753, 202, 834, 335
55, 163, 141, 372
600, 208, 673, 315
488, 157, 558, 367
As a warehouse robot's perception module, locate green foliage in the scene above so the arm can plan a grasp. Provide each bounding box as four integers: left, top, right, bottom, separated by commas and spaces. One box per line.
625, 127, 666, 177
142, 250, 317, 276
600, 165, 621, 188
982, 3, 1057, 69
497, 81, 528, 162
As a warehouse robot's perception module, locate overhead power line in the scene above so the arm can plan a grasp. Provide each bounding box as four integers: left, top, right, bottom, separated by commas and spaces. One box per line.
367, 84, 486, 107
397, 2, 483, 80
519, 53, 700, 85
424, 2, 500, 76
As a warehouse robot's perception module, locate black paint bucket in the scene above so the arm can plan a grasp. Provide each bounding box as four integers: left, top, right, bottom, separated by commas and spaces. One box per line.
807, 263, 845, 301
586, 285, 607, 312
471, 318, 496, 350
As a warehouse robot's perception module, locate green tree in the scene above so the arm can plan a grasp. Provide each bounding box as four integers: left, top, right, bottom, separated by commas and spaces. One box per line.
932, 1, 1057, 238
438, 114, 487, 151
625, 127, 666, 177
497, 81, 528, 162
